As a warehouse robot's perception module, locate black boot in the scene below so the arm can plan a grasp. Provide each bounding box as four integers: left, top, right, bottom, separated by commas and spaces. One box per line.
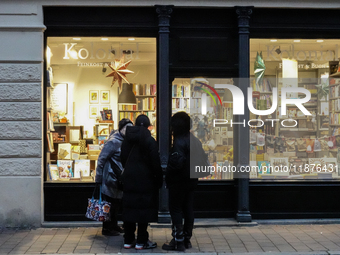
162, 225, 185, 251
184, 222, 194, 249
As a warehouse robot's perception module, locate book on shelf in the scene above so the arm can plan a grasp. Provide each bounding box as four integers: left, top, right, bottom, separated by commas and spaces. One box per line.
251, 78, 273, 92
58, 143, 71, 160
172, 84, 190, 98
47, 112, 54, 131
133, 84, 156, 96
48, 164, 59, 181
74, 159, 91, 178
47, 133, 54, 153
57, 160, 73, 179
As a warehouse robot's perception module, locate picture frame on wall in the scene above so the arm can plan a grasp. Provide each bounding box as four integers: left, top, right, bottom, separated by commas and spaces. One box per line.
100, 90, 110, 104
89, 90, 99, 104
89, 105, 99, 118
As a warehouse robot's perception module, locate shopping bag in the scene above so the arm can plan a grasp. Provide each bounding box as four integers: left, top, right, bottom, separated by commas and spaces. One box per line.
85, 185, 111, 222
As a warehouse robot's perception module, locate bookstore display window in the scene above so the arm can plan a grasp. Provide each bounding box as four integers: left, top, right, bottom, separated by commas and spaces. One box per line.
249, 38, 340, 180
172, 78, 234, 180
45, 37, 157, 182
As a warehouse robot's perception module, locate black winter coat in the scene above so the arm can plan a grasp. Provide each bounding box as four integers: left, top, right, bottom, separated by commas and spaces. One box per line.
120, 126, 163, 223
165, 132, 201, 191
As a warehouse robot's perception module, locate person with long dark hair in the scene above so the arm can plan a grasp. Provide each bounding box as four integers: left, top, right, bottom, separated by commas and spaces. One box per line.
162, 111, 204, 251
120, 114, 163, 250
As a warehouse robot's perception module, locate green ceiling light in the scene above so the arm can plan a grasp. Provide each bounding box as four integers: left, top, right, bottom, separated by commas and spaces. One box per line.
118, 83, 137, 105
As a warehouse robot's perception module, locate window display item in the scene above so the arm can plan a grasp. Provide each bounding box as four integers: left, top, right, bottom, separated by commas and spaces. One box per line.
296, 138, 307, 152
313, 139, 321, 152
257, 161, 270, 174
250, 130, 257, 144
74, 159, 91, 178
58, 143, 71, 160
48, 164, 59, 181
336, 136, 340, 147
79, 140, 87, 154
257, 132, 265, 146
286, 139, 296, 152
57, 160, 73, 178
266, 135, 274, 154
306, 139, 315, 153
320, 138, 329, 151
329, 136, 336, 149
85, 185, 111, 222
275, 137, 285, 153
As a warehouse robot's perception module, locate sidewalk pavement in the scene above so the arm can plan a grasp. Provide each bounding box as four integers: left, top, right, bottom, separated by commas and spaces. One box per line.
1, 219, 340, 255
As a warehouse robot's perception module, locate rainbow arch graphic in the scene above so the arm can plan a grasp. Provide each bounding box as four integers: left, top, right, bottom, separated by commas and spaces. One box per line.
194, 81, 223, 106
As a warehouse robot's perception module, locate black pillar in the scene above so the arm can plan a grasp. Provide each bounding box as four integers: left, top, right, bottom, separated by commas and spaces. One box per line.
235, 6, 253, 222
156, 5, 173, 223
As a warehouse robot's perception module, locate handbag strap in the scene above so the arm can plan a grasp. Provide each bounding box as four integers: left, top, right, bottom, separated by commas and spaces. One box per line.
92, 184, 102, 203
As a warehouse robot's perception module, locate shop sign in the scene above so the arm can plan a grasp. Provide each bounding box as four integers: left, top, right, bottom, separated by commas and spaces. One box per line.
265, 44, 338, 61
63, 42, 140, 60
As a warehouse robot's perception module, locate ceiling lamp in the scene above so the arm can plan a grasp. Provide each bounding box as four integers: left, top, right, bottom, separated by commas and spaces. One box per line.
118, 83, 137, 105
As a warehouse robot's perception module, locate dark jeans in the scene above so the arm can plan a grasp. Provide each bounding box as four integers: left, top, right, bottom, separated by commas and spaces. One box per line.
124, 221, 149, 244
168, 188, 195, 238
102, 195, 121, 231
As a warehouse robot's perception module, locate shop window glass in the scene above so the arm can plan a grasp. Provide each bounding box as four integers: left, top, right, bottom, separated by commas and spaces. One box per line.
45, 37, 156, 182
249, 39, 340, 180
172, 78, 234, 181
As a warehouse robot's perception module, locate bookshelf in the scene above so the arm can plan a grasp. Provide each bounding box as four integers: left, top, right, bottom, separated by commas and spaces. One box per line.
118, 84, 157, 137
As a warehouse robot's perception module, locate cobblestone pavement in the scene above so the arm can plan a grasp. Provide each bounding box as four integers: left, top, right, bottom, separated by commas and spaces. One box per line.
1, 224, 340, 254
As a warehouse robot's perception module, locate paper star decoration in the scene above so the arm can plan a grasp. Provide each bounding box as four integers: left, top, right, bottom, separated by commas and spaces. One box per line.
315, 80, 329, 100
106, 56, 134, 89
254, 51, 266, 86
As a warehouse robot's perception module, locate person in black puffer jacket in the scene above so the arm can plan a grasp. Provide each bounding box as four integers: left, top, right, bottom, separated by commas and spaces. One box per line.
120, 114, 163, 250
163, 111, 205, 252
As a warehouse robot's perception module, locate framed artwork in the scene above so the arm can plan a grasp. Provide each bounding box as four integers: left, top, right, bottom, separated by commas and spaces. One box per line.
100, 90, 110, 104
101, 105, 110, 111
89, 90, 99, 104
89, 105, 99, 118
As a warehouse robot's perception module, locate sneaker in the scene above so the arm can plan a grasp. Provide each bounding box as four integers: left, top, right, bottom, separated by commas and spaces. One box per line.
124, 239, 135, 249
124, 243, 133, 249
135, 240, 157, 250
102, 229, 120, 236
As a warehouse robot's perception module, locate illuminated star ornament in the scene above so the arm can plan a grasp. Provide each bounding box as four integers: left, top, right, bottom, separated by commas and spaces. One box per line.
106, 56, 134, 89
254, 51, 266, 86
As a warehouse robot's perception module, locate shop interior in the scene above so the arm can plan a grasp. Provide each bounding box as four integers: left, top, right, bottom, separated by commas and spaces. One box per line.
45, 37, 340, 182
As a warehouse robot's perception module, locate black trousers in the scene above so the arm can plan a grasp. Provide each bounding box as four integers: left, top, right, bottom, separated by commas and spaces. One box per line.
102, 195, 121, 231
168, 188, 195, 238
124, 221, 149, 244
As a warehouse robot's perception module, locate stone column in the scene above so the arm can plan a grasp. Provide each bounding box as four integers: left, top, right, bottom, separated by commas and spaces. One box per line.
0, 2, 45, 227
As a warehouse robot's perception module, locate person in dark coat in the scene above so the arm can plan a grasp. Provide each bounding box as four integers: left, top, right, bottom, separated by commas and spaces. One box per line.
120, 114, 163, 250
162, 111, 205, 251
95, 118, 133, 236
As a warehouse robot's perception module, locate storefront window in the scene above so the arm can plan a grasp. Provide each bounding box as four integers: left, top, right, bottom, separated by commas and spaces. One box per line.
45, 37, 156, 182
249, 39, 340, 180
172, 78, 234, 180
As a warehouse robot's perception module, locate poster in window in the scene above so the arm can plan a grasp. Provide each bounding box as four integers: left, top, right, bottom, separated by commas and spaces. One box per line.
89, 90, 99, 104
100, 90, 110, 104
51, 83, 68, 113
89, 105, 99, 119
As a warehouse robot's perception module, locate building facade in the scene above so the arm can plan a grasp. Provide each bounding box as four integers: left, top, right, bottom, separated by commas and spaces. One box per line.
1, 0, 340, 228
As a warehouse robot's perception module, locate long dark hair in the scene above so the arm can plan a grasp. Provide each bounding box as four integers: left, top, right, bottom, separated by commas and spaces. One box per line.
171, 111, 191, 137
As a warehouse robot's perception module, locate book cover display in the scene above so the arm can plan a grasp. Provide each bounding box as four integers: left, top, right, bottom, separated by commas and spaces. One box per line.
57, 160, 73, 179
